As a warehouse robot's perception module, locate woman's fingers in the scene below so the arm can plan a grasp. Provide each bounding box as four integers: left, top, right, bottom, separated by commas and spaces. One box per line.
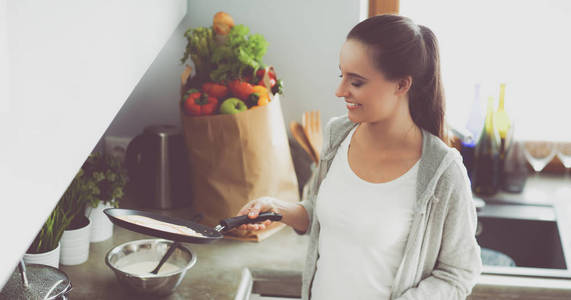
236, 197, 277, 231
240, 219, 272, 231
237, 200, 257, 216
248, 202, 263, 218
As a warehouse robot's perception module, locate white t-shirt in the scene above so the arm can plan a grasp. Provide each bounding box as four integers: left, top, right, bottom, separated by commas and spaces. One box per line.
311, 126, 418, 300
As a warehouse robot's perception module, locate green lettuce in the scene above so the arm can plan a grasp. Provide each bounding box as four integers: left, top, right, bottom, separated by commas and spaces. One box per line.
210, 24, 268, 82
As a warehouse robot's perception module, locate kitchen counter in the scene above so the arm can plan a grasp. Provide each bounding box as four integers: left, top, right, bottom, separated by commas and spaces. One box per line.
60, 219, 308, 299
59, 174, 571, 299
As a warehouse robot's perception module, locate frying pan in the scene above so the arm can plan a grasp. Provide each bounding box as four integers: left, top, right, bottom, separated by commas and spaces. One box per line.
103, 208, 282, 244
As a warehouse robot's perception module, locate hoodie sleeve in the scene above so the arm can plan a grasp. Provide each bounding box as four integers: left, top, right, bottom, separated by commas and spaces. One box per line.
294, 168, 318, 235
395, 160, 483, 300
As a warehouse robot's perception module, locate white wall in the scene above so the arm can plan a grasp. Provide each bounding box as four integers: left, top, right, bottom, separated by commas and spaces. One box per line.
0, 0, 9, 113
1, 0, 365, 289
0, 0, 186, 287
102, 0, 366, 143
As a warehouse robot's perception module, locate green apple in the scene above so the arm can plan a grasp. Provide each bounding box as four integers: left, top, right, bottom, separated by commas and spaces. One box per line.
220, 97, 248, 114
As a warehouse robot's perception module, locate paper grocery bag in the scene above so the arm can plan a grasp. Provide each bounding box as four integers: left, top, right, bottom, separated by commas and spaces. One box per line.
180, 95, 299, 241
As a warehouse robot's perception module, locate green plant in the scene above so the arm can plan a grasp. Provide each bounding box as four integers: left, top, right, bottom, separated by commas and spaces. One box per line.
59, 170, 90, 229
81, 152, 128, 208
181, 24, 268, 84
27, 205, 70, 254
27, 170, 89, 254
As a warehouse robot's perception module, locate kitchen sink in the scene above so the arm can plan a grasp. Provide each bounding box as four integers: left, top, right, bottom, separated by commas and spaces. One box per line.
477, 203, 571, 278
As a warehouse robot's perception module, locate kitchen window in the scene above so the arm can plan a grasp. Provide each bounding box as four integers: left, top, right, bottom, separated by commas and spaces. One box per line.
399, 0, 571, 142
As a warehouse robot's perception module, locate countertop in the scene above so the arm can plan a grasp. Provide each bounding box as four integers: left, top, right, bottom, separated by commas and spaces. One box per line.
59, 174, 571, 299
60, 222, 308, 299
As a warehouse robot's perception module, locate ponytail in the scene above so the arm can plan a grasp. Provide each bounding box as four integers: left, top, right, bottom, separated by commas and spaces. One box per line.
347, 15, 448, 144
409, 25, 447, 143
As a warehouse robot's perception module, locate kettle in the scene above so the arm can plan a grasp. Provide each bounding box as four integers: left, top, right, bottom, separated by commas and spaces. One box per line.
125, 125, 191, 209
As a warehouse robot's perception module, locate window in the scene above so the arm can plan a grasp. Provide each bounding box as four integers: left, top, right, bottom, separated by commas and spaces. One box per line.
400, 0, 571, 142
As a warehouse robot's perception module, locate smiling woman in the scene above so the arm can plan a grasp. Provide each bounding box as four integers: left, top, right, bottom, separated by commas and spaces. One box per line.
236, 14, 482, 300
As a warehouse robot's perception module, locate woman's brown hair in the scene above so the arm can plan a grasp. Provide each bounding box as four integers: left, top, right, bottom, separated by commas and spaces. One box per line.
347, 14, 448, 143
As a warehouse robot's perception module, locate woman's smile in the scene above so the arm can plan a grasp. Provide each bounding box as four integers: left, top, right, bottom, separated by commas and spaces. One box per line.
346, 101, 362, 110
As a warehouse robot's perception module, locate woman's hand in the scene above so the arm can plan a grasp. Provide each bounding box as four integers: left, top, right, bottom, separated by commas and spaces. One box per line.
236, 196, 311, 233
236, 196, 279, 231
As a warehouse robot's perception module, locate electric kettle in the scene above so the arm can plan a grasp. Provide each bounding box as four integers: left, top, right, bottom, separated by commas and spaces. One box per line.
125, 125, 191, 209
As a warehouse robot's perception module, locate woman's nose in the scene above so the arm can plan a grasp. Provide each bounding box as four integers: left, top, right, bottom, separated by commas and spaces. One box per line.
335, 82, 348, 98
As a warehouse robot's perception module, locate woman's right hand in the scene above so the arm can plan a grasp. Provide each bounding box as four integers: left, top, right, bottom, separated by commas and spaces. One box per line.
236, 196, 279, 231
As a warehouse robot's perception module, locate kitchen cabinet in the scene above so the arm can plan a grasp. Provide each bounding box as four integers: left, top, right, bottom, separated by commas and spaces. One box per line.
0, 0, 187, 287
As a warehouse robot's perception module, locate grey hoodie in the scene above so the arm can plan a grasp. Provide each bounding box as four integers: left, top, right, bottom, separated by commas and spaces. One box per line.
297, 115, 483, 300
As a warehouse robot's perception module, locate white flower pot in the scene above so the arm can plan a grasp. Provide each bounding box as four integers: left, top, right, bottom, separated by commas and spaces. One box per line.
86, 202, 114, 242
24, 243, 60, 268
60, 217, 91, 265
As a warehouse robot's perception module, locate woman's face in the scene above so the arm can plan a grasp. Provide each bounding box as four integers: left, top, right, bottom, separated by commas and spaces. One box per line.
336, 39, 406, 124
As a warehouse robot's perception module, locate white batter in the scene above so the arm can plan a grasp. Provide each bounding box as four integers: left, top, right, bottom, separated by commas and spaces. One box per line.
119, 261, 180, 275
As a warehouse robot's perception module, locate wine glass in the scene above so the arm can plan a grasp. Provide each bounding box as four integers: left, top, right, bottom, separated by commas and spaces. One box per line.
522, 141, 556, 203
522, 141, 556, 173
556, 142, 571, 179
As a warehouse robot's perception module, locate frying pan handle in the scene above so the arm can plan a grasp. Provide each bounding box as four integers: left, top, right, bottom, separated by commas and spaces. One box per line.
220, 212, 282, 230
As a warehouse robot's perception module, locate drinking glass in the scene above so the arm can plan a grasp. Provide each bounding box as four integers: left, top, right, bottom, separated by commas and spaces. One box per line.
522, 141, 556, 173
556, 142, 571, 179
522, 141, 556, 203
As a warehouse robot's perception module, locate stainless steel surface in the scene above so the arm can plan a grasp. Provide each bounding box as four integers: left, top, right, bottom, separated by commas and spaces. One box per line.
105, 239, 197, 296
0, 264, 72, 300
125, 124, 190, 209
235, 268, 302, 300
477, 203, 571, 278
18, 260, 28, 288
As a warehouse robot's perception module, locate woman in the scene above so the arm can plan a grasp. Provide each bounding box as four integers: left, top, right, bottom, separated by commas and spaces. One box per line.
236, 14, 482, 300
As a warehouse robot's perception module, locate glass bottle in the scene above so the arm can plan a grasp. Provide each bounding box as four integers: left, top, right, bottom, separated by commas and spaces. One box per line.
472, 96, 500, 196
501, 139, 528, 193
495, 83, 512, 187
495, 83, 511, 156
466, 83, 485, 142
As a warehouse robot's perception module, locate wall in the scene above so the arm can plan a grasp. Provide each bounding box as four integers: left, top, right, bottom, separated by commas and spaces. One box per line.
101, 0, 367, 144
1, 0, 366, 289
0, 0, 186, 287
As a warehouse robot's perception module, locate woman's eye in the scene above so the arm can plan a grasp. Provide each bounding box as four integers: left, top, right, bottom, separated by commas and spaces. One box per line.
339, 74, 362, 87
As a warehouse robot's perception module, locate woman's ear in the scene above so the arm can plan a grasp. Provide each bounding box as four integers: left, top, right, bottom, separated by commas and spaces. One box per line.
395, 76, 412, 96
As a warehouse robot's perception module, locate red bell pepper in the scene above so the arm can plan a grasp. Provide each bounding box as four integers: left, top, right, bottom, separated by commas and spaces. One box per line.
184, 91, 218, 116
201, 82, 229, 99
228, 80, 254, 101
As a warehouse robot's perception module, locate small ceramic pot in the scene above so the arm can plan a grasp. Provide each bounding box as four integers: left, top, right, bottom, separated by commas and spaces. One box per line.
60, 216, 91, 265
24, 243, 61, 268
86, 202, 114, 242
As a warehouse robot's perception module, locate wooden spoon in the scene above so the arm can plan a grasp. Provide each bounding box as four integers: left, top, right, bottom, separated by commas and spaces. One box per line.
290, 121, 318, 164
302, 111, 323, 162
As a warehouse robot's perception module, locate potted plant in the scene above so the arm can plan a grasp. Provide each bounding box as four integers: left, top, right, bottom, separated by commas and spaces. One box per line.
82, 152, 128, 242
59, 171, 92, 265
24, 204, 71, 268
